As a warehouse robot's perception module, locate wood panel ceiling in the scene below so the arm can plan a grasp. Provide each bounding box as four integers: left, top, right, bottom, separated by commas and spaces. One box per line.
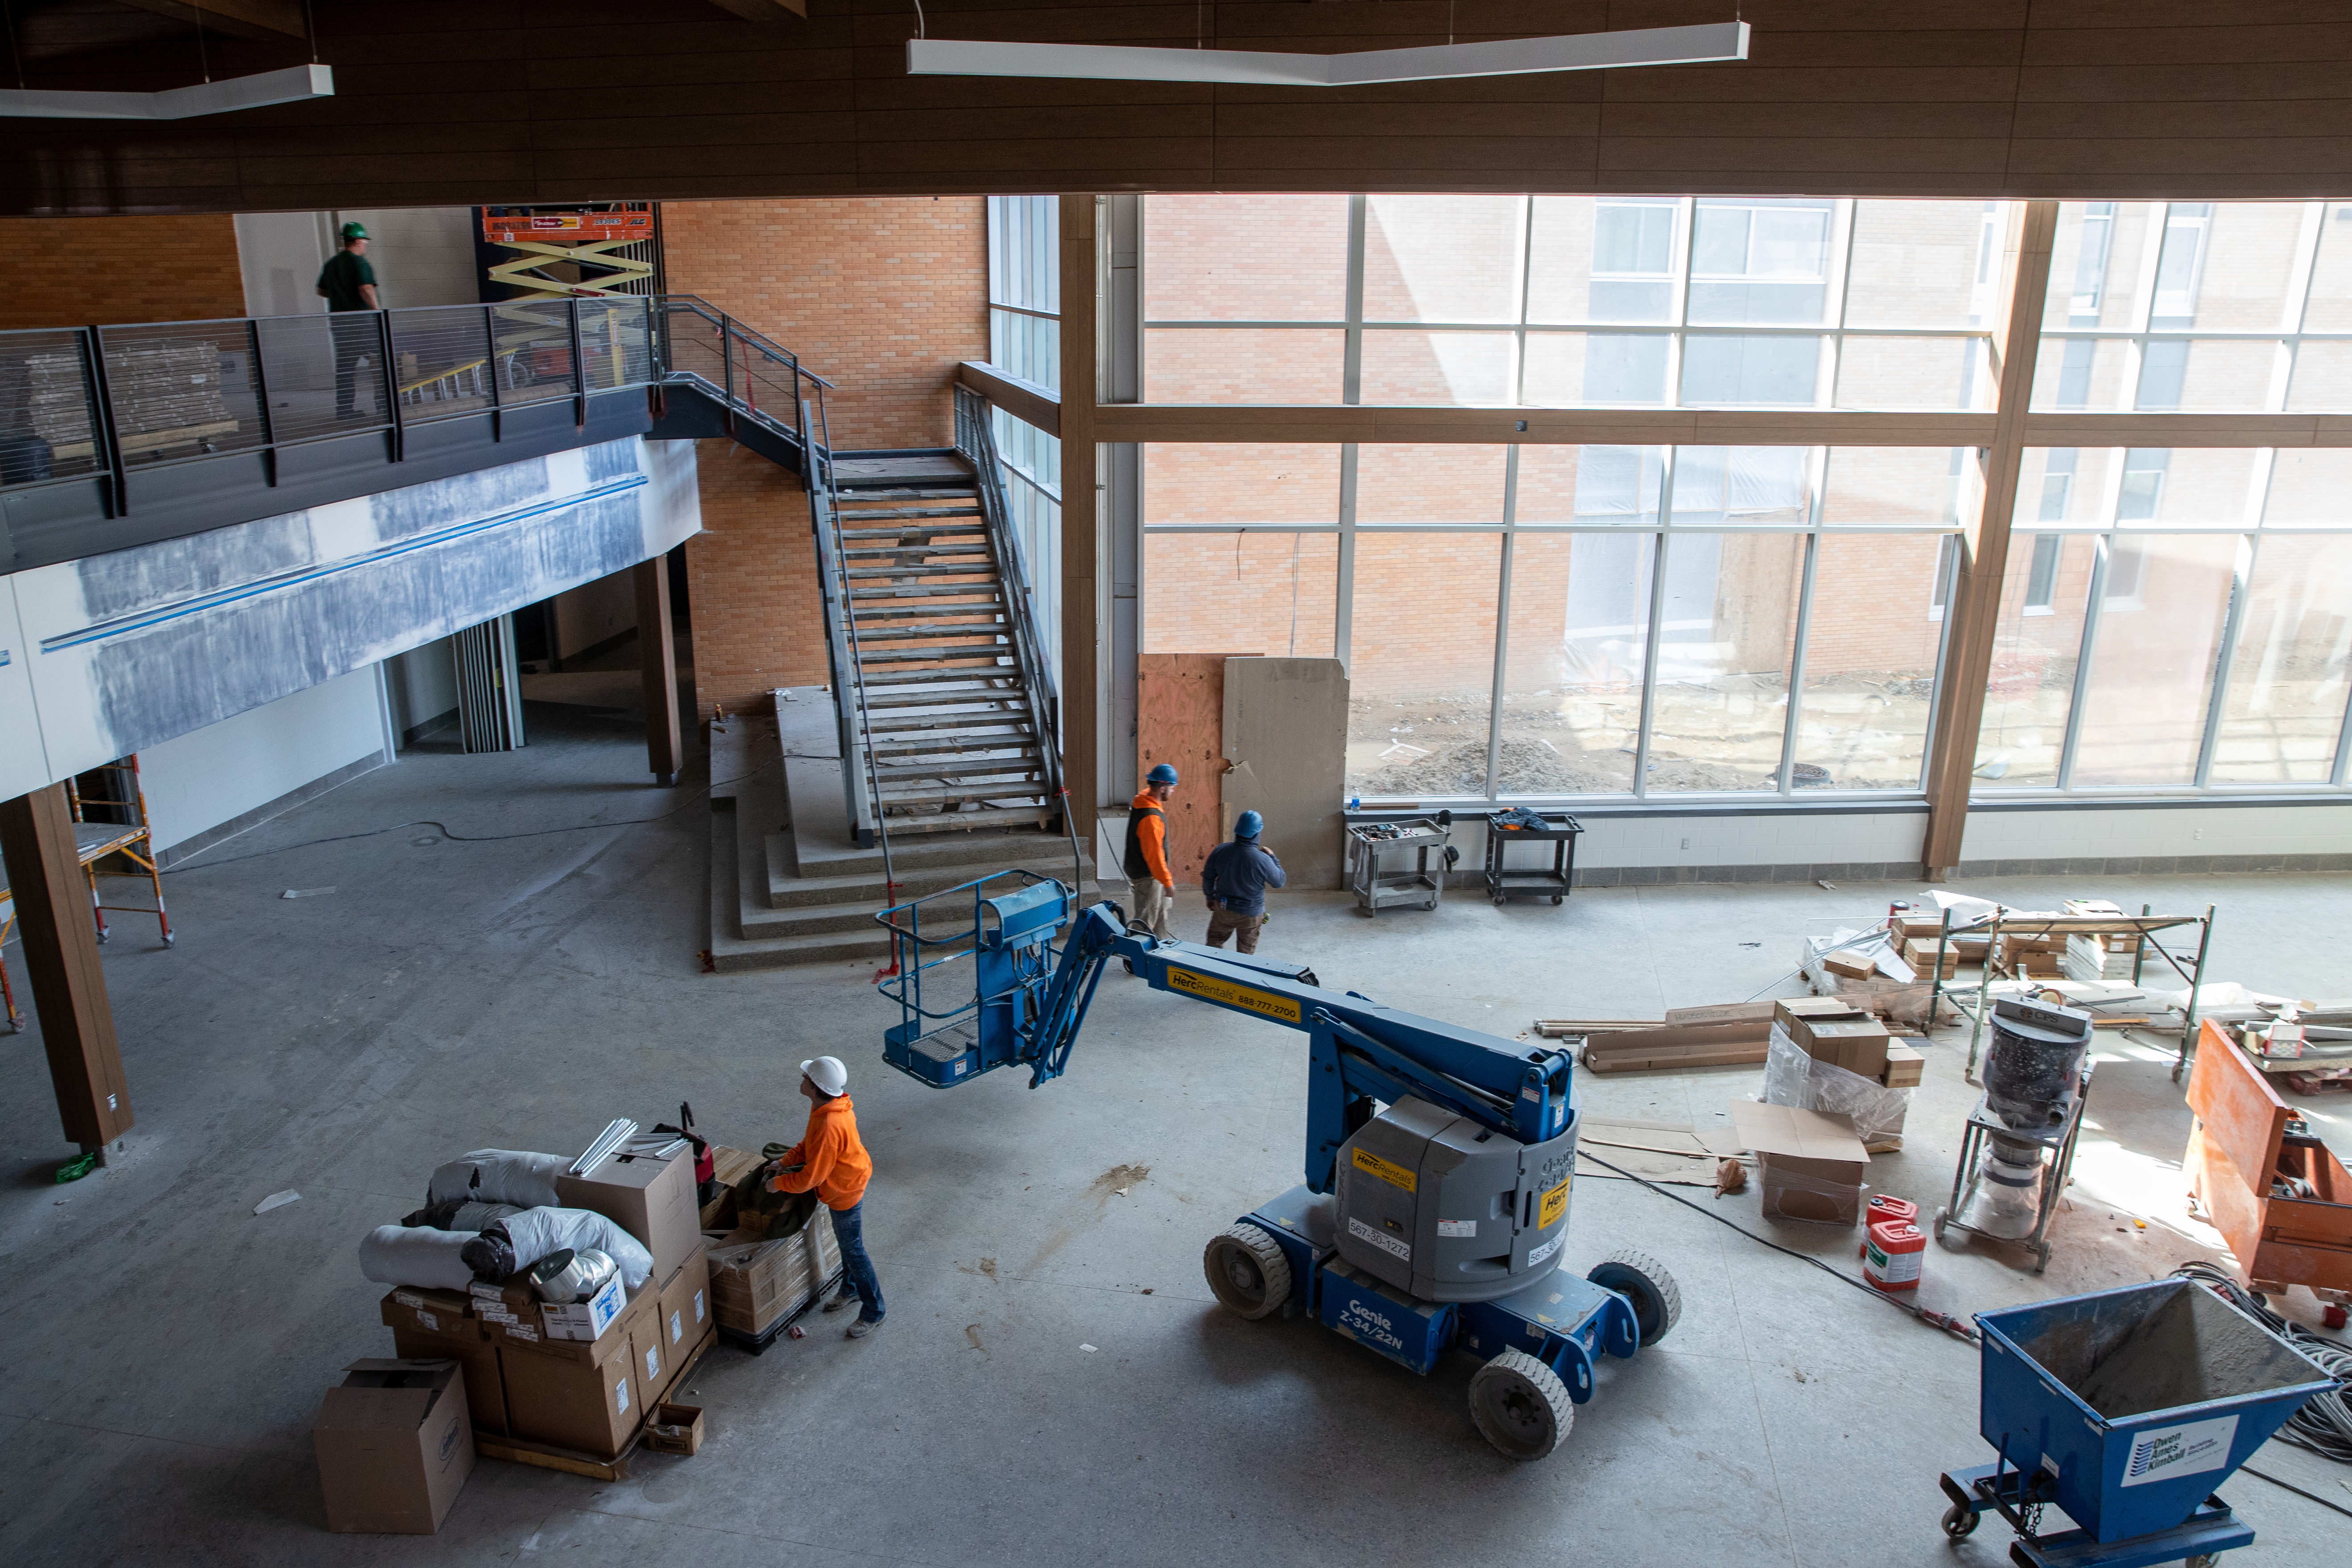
6, 0, 2352, 215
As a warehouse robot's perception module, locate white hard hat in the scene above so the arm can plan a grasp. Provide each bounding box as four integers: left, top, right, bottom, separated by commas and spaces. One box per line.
801, 1056, 848, 1096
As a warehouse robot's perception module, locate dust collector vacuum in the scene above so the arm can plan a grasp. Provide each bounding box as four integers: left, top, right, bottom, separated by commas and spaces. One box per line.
1969, 997, 2094, 1239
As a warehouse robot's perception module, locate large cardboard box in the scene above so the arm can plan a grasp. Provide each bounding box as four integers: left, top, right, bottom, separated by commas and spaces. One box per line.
557, 1144, 700, 1282
493, 1277, 657, 1364
655, 1251, 714, 1366
314, 1359, 475, 1534
1733, 1101, 1869, 1228
380, 1287, 484, 1346
388, 1325, 509, 1436
1778, 1003, 1890, 1080
499, 1334, 641, 1459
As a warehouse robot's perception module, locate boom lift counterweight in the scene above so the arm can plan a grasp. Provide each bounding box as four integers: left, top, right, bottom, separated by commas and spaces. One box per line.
874, 873, 1681, 1459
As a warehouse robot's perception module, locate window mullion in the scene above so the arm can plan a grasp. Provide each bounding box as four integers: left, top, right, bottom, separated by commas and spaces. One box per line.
1632, 450, 1679, 800
2193, 532, 2258, 788
1343, 195, 1366, 407
1335, 444, 1358, 673
2056, 537, 2113, 791
1487, 530, 1515, 801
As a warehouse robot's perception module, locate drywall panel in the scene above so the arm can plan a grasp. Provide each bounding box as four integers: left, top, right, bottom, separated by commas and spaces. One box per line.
137, 668, 388, 853
387, 637, 458, 740
0, 587, 47, 800
9, 435, 699, 792
550, 571, 637, 666
1223, 656, 1347, 891
1572, 810, 1930, 871
1136, 652, 1248, 889
237, 207, 480, 316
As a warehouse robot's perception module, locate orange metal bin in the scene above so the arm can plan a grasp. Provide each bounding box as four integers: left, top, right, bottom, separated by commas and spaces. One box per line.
2184, 1017, 2352, 1303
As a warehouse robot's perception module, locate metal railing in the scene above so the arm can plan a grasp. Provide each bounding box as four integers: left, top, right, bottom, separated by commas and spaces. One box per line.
0, 293, 835, 504
802, 394, 895, 878
953, 384, 1066, 811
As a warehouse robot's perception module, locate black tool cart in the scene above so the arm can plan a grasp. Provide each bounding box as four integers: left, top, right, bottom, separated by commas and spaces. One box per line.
1482, 808, 1582, 905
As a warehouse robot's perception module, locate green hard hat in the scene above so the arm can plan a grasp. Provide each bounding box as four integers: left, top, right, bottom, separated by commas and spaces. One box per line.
340, 221, 368, 240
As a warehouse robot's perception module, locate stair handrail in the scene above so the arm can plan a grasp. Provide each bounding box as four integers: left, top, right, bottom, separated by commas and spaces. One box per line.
651, 294, 835, 468
952, 385, 1066, 811
805, 397, 901, 909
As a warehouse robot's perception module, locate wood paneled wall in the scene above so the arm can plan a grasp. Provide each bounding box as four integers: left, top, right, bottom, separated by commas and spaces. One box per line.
7, 1, 2352, 215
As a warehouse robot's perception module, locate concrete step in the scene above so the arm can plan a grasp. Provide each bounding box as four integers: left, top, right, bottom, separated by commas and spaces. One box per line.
781, 751, 1073, 877
765, 852, 1100, 912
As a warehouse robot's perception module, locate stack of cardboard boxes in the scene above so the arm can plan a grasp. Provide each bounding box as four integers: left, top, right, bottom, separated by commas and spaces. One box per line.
1769, 997, 1922, 1152
1732, 1101, 1872, 1227
326, 1135, 718, 1531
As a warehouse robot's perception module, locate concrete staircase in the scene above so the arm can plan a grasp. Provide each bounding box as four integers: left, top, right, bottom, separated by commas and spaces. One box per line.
708, 688, 1103, 972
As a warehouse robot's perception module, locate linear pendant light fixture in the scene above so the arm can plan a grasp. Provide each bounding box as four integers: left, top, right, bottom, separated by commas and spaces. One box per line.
0, 63, 334, 120
906, 21, 1748, 87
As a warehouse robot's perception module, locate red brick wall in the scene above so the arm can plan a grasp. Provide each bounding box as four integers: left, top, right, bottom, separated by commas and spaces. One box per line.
0, 215, 244, 329
664, 197, 987, 719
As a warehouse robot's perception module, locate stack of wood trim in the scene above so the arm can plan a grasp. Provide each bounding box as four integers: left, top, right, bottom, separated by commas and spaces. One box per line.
1573, 1002, 1776, 1075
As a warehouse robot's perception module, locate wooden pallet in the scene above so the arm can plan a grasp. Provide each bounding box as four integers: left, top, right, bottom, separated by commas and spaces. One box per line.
473, 1330, 718, 1480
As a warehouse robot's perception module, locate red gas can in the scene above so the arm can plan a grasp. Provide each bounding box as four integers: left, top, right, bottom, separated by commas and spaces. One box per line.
1863, 1219, 1925, 1292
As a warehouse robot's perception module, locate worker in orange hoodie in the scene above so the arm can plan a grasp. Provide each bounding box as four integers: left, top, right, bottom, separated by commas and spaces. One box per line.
762, 1055, 883, 1337
1123, 762, 1180, 939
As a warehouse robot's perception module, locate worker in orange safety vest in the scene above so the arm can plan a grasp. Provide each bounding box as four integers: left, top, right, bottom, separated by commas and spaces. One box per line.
1123, 762, 1180, 939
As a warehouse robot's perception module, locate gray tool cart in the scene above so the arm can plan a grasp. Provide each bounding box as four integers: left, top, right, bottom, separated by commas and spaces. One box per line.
1345, 813, 1457, 914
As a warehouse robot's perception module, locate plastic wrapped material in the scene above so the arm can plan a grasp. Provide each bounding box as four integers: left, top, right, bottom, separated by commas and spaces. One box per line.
1758, 1161, 1865, 1227
359, 1224, 477, 1290
1762, 1025, 1914, 1150
1797, 929, 1942, 1028
400, 1198, 523, 1232
426, 1149, 566, 1209
485, 1206, 654, 1288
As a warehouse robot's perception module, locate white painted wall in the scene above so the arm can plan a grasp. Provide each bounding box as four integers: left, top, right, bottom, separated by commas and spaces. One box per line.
234, 207, 479, 317
136, 667, 390, 853
1961, 802, 2352, 862
387, 637, 458, 739
1570, 809, 1928, 869
550, 572, 637, 665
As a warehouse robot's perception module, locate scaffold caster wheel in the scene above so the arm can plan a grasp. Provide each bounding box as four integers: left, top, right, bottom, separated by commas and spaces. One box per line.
1932, 1208, 1950, 1242
1940, 1504, 1977, 1539
1551, 895, 1562, 905
163, 933, 176, 948
95, 930, 109, 944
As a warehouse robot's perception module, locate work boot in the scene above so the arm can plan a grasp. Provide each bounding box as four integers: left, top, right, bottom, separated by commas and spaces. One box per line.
821, 1285, 858, 1314
847, 1316, 882, 1339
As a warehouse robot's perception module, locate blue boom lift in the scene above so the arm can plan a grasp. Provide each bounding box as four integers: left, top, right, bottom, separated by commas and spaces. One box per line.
873, 872, 1681, 1459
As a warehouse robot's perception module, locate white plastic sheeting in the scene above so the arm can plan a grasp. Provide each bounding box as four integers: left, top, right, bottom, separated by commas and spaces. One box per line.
496, 1207, 654, 1288
359, 1224, 476, 1291
428, 1149, 567, 1209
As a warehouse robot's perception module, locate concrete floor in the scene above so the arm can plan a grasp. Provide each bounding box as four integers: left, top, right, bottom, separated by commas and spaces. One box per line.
3, 703, 2348, 1566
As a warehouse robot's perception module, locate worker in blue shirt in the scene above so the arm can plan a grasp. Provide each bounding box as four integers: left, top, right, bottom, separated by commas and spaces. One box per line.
1201, 810, 1285, 955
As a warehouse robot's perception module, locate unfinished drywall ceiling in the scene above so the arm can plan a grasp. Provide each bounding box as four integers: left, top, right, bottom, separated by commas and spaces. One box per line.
1222, 656, 1347, 891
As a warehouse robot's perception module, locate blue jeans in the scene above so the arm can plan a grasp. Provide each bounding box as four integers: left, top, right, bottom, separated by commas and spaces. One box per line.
831, 1198, 884, 1323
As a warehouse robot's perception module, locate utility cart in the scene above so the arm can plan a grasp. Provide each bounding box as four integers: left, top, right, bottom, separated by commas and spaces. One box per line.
1933, 1066, 2091, 1275
1482, 808, 1581, 906
1345, 814, 1457, 914
1936, 1278, 2334, 1567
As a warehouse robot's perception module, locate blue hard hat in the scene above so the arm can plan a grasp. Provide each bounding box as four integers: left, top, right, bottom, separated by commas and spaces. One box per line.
1235, 810, 1263, 840
1145, 763, 1180, 785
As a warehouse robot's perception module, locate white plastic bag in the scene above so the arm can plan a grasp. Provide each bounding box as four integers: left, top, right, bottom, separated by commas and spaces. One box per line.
359, 1224, 477, 1291
496, 1206, 655, 1287
1761, 1024, 1914, 1149
427, 1149, 567, 1209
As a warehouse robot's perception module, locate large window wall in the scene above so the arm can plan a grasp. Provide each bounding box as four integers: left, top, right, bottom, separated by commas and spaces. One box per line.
1979, 447, 2352, 790
1124, 193, 2352, 807
1142, 442, 1971, 802
985, 196, 1063, 676
1145, 194, 2002, 410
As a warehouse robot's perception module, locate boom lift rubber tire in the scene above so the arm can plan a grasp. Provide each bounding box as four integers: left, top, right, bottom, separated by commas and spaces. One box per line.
1202, 1222, 1293, 1320
1587, 1249, 1683, 1348
1468, 1349, 1575, 1460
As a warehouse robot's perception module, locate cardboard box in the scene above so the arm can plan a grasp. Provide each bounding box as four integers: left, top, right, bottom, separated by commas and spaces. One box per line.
541, 1273, 627, 1343
1660, 1001, 1778, 1028
1901, 939, 1959, 978
558, 1143, 701, 1283
1773, 997, 1867, 1034
644, 1402, 705, 1456
656, 1251, 714, 1364
499, 1334, 641, 1459
1821, 950, 1878, 981
314, 1358, 475, 1535
1732, 1102, 1868, 1228
380, 1287, 484, 1345
1880, 1042, 1925, 1089
494, 1277, 657, 1364
1780, 1006, 1891, 1080
389, 1324, 508, 1436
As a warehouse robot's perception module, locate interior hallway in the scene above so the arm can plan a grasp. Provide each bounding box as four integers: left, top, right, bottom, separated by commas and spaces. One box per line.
0, 709, 2344, 1567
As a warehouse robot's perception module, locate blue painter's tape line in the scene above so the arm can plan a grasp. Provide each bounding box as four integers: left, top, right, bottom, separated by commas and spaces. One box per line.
41, 473, 649, 654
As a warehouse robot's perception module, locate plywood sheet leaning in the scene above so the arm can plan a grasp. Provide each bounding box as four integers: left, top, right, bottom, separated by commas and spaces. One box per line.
1136, 653, 1252, 891
1222, 657, 1348, 891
